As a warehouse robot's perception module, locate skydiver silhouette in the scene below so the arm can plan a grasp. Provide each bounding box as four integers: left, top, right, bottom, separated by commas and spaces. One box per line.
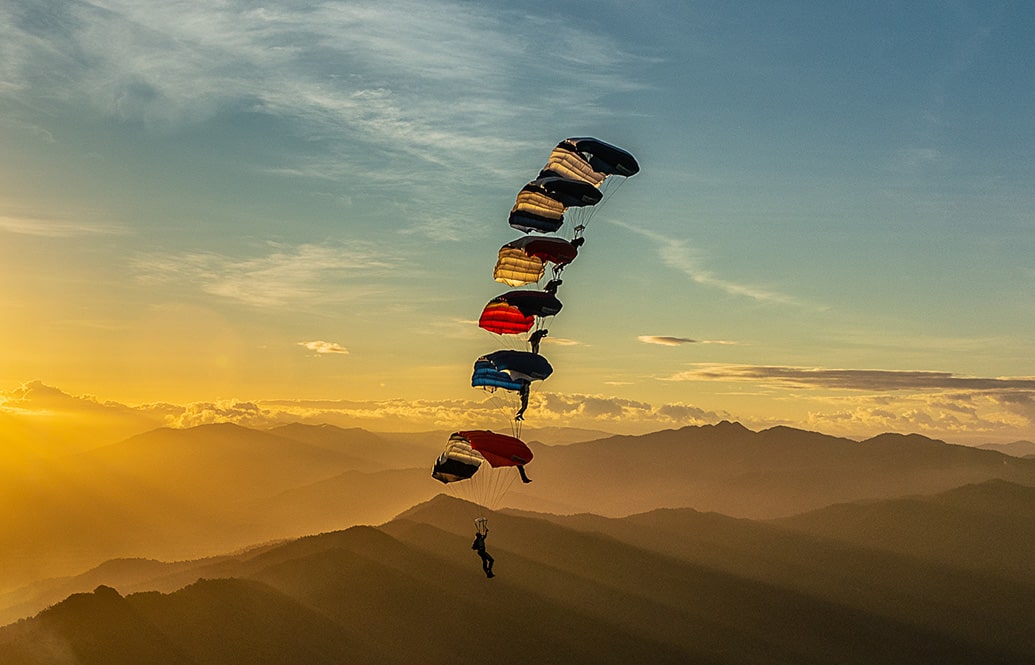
472, 529, 495, 577
528, 329, 548, 354
514, 381, 530, 421
517, 464, 532, 483
544, 279, 562, 294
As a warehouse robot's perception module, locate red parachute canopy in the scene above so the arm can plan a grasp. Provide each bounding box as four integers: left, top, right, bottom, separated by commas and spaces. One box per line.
459, 430, 533, 467
478, 290, 562, 335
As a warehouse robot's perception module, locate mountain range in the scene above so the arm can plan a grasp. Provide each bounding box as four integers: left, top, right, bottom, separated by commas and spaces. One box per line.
4, 419, 1035, 655
2, 490, 1033, 664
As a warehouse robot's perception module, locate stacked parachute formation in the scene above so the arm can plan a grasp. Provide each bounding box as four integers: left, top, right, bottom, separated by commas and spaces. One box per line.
433, 137, 639, 521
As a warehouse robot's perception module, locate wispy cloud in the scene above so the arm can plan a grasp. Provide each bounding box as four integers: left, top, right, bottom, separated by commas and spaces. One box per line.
639, 335, 697, 346
298, 340, 349, 355
1, 0, 645, 177
639, 335, 736, 346
665, 363, 1035, 392
610, 221, 807, 306
0, 214, 125, 237
132, 242, 395, 307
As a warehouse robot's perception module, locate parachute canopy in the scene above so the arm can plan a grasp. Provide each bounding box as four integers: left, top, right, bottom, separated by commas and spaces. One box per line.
540, 137, 641, 186
509, 176, 603, 234
494, 236, 578, 287
472, 350, 553, 391
478, 290, 562, 335
431, 430, 534, 485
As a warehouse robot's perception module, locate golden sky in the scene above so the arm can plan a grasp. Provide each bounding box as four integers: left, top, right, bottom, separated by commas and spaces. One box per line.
2, 2, 1034, 445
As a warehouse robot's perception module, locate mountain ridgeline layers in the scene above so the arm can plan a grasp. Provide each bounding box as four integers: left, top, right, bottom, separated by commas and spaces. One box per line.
3, 421, 1035, 662
2, 492, 1034, 664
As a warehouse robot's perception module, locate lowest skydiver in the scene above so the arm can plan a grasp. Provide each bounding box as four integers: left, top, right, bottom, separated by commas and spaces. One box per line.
472, 528, 495, 578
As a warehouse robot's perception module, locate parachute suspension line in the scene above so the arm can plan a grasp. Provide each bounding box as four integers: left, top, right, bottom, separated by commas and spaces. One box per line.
570, 177, 628, 238
484, 466, 517, 511
479, 325, 523, 351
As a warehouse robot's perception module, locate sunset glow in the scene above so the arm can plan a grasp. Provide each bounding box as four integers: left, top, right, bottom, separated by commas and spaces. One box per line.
2, 1, 1034, 445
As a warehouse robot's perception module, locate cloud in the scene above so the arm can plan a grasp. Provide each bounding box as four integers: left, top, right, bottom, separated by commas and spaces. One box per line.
166, 400, 274, 429
132, 242, 395, 307
800, 390, 1034, 442
1, 0, 645, 178
890, 147, 946, 174
0, 214, 125, 237
0, 381, 172, 452
639, 335, 697, 346
533, 392, 728, 429
1, 379, 730, 438
638, 335, 737, 347
666, 363, 1035, 392
4, 380, 1033, 442
298, 340, 349, 355
610, 221, 806, 306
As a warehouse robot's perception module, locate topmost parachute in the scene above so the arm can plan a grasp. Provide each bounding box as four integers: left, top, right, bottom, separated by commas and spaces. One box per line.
539, 137, 640, 187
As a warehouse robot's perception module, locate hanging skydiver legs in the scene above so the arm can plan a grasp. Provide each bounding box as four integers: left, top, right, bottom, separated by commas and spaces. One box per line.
514, 381, 530, 421
472, 528, 495, 578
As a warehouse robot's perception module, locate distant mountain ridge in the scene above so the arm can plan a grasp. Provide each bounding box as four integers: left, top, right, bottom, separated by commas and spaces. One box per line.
977, 439, 1035, 457
505, 421, 1035, 518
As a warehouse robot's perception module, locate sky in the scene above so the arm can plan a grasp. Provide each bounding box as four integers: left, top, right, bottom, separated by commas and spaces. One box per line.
2, 0, 1034, 445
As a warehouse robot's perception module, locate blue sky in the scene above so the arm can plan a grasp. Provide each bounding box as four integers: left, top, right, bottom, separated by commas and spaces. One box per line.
2, 0, 1034, 442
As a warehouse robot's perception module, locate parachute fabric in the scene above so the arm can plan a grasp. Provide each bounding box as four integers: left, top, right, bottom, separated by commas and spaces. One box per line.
432, 430, 534, 509
493, 236, 579, 287
478, 291, 562, 335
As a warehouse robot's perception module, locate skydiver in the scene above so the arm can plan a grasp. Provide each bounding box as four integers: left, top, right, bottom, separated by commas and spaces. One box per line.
571, 228, 586, 248
528, 328, 548, 354
514, 381, 530, 421
544, 279, 562, 294
472, 529, 495, 578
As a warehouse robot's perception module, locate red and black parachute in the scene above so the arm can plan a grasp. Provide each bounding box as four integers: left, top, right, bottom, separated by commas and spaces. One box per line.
478, 290, 562, 335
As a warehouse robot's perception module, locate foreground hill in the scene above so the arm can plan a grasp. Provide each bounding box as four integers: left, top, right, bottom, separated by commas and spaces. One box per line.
2, 495, 1033, 665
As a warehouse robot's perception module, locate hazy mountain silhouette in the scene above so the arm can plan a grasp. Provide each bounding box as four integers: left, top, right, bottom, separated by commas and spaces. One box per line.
6, 420, 1035, 598
3, 495, 1033, 664
775, 479, 1035, 584
0, 423, 442, 590
266, 423, 434, 470
505, 422, 1035, 518
512, 499, 1035, 656
978, 440, 1035, 457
